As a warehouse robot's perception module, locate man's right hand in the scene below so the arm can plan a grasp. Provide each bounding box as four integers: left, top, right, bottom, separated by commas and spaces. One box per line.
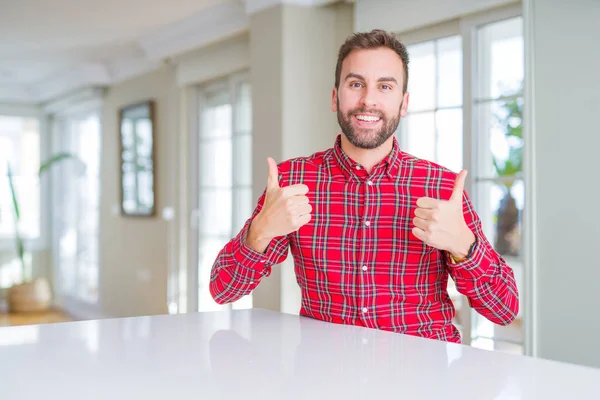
246, 157, 312, 253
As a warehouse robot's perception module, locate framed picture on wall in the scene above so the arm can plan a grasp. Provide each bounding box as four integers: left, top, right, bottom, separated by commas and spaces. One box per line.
118, 100, 156, 217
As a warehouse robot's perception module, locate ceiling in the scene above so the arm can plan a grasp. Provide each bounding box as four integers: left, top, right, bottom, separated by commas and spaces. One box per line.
0, 0, 345, 104
0, 0, 236, 103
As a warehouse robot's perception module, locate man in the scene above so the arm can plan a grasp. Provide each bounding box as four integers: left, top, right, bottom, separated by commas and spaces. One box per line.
210, 29, 519, 343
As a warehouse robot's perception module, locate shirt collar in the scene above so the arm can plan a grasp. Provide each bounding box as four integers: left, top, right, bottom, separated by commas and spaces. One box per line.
328, 134, 402, 181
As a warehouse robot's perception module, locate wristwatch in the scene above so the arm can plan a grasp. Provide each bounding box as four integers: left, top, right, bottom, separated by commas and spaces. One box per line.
449, 239, 476, 264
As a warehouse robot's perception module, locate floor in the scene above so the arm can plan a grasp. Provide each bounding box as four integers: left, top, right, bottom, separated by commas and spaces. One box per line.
0, 304, 72, 327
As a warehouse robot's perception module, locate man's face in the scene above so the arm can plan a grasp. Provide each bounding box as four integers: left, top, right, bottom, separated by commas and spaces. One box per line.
332, 47, 409, 149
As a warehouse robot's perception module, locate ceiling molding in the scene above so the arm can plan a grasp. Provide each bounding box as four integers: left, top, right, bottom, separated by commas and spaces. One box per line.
139, 0, 249, 61
32, 64, 111, 103
243, 0, 283, 14
0, 102, 41, 117
244, 0, 339, 15
1, 0, 344, 104
0, 83, 37, 104
106, 52, 162, 84
41, 87, 105, 116
175, 33, 250, 87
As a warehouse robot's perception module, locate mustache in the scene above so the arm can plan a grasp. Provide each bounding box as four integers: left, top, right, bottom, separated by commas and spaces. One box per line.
348, 108, 385, 118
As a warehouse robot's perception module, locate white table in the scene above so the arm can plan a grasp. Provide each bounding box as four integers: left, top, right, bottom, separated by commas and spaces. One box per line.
0, 308, 599, 399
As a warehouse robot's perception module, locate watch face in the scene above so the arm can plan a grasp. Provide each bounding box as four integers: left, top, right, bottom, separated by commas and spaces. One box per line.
467, 240, 476, 258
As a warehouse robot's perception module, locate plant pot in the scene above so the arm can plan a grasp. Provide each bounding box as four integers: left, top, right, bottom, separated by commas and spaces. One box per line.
7, 278, 52, 313
495, 191, 520, 256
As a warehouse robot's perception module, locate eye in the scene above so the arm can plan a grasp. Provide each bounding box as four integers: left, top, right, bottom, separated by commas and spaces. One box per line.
381, 84, 392, 91
350, 82, 364, 88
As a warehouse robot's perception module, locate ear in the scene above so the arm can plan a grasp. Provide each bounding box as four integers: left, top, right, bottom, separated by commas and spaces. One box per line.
331, 87, 338, 112
400, 91, 410, 118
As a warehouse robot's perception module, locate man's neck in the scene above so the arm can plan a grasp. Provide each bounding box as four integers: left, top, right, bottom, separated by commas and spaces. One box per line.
340, 134, 395, 174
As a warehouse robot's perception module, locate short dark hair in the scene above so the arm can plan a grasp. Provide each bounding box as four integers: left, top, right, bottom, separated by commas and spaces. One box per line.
335, 29, 410, 93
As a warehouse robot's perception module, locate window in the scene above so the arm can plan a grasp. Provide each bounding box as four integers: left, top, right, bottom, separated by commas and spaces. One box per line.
0, 116, 41, 240
399, 35, 463, 172
53, 114, 101, 303
397, 7, 525, 354
195, 74, 253, 312
399, 33, 469, 340
471, 16, 524, 354
0, 115, 41, 287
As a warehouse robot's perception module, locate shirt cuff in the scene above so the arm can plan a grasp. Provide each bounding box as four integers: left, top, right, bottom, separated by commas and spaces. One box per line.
232, 225, 272, 275
446, 238, 491, 280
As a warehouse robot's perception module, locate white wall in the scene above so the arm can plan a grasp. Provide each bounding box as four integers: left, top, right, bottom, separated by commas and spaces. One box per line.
175, 33, 250, 87
354, 0, 515, 33
99, 66, 180, 318
65, 35, 249, 319
526, 0, 600, 369
281, 4, 354, 159
248, 4, 286, 312
248, 2, 354, 313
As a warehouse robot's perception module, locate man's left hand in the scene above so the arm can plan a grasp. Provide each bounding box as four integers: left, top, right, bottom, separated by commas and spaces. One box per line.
412, 170, 476, 259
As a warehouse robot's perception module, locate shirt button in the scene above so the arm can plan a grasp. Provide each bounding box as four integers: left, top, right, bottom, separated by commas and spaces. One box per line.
355, 165, 361, 170
362, 307, 368, 313
367, 180, 373, 186
364, 220, 371, 226
362, 265, 367, 271
249, 281, 254, 284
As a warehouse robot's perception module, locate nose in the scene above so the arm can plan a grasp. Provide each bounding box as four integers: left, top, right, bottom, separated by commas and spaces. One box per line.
360, 86, 377, 109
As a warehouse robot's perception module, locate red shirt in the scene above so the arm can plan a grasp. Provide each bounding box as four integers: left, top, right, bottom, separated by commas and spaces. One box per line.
210, 135, 519, 343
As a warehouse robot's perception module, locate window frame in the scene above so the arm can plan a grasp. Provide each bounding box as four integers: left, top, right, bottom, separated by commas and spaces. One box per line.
187, 70, 252, 314
0, 104, 50, 253
51, 113, 102, 304
397, 31, 464, 172
45, 88, 104, 318
394, 2, 526, 351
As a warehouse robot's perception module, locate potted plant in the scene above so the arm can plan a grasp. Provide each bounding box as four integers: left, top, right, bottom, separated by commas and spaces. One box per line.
5, 153, 83, 313
492, 96, 523, 257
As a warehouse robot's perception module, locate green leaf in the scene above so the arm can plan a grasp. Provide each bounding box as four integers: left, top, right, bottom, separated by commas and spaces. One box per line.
492, 157, 501, 175
16, 233, 25, 269
491, 94, 524, 185
7, 163, 20, 221
6, 162, 25, 271
4, 152, 83, 275
38, 152, 79, 176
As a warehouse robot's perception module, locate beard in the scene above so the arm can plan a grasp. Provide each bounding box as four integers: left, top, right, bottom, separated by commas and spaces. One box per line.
337, 97, 402, 150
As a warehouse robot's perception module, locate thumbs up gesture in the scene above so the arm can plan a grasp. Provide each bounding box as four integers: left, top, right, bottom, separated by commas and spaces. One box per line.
247, 158, 312, 252
412, 170, 476, 259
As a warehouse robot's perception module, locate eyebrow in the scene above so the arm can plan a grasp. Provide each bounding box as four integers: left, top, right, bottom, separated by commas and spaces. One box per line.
344, 73, 398, 84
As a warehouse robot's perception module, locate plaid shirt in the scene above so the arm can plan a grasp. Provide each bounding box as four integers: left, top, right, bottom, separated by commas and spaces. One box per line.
210, 135, 519, 343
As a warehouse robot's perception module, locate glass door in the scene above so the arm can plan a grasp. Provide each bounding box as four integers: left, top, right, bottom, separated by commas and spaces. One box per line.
191, 72, 253, 312
397, 7, 524, 353
52, 113, 101, 304
471, 15, 525, 354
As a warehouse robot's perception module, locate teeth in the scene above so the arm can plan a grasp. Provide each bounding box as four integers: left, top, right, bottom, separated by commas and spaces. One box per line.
356, 115, 380, 122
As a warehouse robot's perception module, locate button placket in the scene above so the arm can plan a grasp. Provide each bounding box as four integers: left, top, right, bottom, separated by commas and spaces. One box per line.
360, 174, 375, 324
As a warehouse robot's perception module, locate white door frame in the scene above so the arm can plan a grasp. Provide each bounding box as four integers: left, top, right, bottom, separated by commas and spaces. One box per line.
187, 71, 251, 313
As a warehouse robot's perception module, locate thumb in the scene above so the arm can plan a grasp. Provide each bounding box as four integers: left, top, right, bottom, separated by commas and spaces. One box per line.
450, 169, 468, 204
266, 157, 280, 190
